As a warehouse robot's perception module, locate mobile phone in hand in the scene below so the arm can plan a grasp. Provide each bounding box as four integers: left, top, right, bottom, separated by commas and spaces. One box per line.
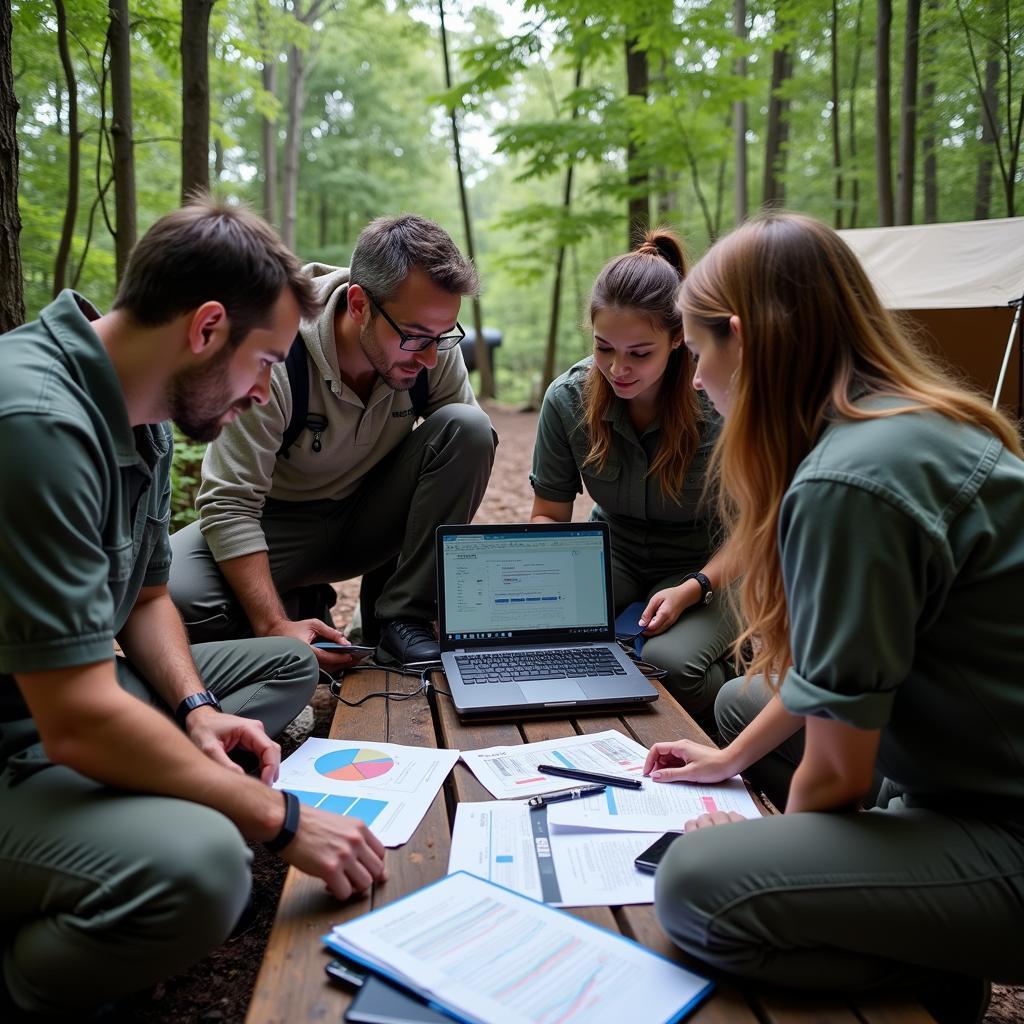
312, 642, 375, 659
634, 831, 682, 874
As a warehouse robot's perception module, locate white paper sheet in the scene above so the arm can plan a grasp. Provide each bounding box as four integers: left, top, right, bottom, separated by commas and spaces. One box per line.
274, 737, 459, 847
326, 871, 713, 1024
460, 729, 649, 799
546, 775, 762, 832
448, 800, 661, 907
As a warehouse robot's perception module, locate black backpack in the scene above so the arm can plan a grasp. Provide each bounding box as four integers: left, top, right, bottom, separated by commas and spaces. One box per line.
276, 335, 430, 459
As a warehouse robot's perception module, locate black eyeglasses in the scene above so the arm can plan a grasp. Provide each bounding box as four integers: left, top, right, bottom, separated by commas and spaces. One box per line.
362, 290, 465, 353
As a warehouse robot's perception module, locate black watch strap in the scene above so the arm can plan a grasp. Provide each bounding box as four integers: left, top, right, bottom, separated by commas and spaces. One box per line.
264, 790, 301, 854
174, 689, 222, 728
682, 571, 714, 605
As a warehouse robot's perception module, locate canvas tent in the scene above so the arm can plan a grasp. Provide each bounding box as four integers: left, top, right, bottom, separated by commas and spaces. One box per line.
839, 217, 1024, 418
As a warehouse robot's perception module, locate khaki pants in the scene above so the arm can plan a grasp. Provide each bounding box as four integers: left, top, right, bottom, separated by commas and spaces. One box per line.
0, 638, 317, 1014
169, 404, 496, 641
654, 676, 1024, 990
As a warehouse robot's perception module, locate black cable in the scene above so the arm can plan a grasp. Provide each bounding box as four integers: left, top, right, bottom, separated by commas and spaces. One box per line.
322, 661, 445, 707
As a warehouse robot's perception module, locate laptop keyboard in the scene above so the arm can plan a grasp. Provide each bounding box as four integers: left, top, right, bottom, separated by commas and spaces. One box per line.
454, 648, 627, 684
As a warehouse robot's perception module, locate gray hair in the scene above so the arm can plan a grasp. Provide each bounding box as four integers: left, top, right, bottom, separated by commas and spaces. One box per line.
349, 214, 479, 303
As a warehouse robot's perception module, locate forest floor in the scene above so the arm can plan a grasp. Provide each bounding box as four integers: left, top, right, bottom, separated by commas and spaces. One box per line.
112, 402, 1021, 1024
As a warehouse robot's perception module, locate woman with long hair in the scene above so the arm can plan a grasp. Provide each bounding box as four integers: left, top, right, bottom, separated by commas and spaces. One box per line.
647, 212, 1024, 1019
530, 230, 736, 724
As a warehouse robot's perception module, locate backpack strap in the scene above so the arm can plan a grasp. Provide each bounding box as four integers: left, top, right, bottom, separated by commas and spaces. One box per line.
410, 369, 429, 419
277, 333, 308, 460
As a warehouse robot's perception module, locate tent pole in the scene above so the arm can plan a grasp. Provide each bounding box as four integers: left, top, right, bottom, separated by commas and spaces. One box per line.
992, 296, 1023, 415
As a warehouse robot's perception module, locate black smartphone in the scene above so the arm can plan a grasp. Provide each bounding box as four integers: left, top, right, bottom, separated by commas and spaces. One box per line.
345, 974, 451, 1024
325, 956, 369, 988
634, 831, 682, 874
312, 642, 375, 658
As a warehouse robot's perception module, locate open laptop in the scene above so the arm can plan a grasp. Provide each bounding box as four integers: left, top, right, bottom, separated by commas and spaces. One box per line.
436, 522, 658, 717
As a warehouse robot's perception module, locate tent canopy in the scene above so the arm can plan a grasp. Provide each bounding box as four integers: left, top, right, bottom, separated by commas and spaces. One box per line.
838, 217, 1024, 310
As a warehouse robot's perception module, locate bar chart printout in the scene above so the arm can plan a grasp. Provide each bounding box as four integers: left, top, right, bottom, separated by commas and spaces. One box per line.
325, 872, 712, 1024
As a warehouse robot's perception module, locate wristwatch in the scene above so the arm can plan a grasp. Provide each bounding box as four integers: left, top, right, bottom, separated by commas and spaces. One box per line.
174, 689, 223, 728
681, 571, 714, 606
264, 790, 301, 854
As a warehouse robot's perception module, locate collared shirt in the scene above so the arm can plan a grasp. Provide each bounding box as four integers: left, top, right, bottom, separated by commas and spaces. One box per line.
530, 357, 721, 574
778, 398, 1024, 810
0, 290, 172, 723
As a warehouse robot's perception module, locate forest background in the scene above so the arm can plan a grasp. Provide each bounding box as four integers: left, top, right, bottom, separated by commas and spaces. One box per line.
3, 0, 1024, 525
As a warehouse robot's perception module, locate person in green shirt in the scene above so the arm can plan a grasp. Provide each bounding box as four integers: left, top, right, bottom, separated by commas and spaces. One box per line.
0, 200, 386, 1017
530, 231, 736, 726
648, 212, 1024, 1021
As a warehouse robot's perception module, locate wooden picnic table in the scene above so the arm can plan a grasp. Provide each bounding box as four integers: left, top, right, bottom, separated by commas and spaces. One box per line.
246, 668, 935, 1024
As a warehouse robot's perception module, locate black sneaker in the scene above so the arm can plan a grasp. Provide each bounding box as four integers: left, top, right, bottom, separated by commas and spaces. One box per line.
376, 618, 441, 667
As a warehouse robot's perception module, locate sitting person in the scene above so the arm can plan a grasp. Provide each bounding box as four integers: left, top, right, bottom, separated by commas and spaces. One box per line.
0, 200, 386, 1017
169, 214, 496, 669
647, 212, 1024, 1021
530, 230, 736, 725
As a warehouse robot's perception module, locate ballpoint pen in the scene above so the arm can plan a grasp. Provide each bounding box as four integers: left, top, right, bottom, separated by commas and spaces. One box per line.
528, 784, 606, 807
536, 764, 644, 789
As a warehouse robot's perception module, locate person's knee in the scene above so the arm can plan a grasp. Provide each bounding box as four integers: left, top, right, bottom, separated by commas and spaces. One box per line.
714, 675, 760, 744
643, 638, 724, 716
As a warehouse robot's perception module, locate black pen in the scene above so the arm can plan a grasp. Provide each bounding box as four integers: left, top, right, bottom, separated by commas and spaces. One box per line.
528, 784, 606, 807
536, 764, 644, 789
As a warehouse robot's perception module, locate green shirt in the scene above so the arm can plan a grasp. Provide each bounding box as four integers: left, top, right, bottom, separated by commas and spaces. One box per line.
530, 358, 721, 574
0, 291, 173, 724
778, 399, 1024, 810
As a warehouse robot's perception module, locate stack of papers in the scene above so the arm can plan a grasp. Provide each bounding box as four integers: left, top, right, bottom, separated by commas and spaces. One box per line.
274, 738, 459, 847
451, 731, 761, 907
325, 871, 713, 1024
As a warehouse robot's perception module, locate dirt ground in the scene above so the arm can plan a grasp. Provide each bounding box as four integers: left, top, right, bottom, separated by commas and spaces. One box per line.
115, 403, 1022, 1023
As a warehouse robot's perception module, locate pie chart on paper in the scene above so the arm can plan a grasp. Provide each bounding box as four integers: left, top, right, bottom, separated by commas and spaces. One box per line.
315, 748, 395, 782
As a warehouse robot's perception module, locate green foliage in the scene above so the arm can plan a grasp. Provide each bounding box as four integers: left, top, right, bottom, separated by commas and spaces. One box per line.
170, 428, 206, 532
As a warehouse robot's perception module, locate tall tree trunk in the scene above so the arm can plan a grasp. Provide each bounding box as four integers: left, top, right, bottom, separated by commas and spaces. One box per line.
0, 0, 24, 331
625, 36, 649, 247
181, 0, 215, 202
875, 0, 894, 225
974, 53, 1000, 220
52, 0, 79, 297
281, 40, 304, 250
733, 0, 748, 223
920, 0, 938, 222
763, 17, 792, 208
830, 0, 843, 228
541, 63, 583, 397
256, 0, 278, 226
896, 0, 921, 224
438, 0, 494, 398
108, 0, 136, 281
848, 0, 865, 226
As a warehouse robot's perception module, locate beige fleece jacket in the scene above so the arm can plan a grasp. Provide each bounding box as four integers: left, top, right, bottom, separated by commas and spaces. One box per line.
196, 263, 480, 562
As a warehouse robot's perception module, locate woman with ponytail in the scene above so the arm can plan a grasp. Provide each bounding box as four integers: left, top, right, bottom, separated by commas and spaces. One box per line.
647, 212, 1024, 1019
530, 230, 736, 724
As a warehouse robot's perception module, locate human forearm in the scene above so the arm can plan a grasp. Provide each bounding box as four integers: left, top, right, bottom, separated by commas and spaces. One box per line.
17, 663, 284, 841
218, 551, 288, 634
722, 692, 804, 775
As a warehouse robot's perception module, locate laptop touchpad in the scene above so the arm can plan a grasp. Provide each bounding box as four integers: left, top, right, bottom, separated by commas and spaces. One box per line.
519, 680, 587, 704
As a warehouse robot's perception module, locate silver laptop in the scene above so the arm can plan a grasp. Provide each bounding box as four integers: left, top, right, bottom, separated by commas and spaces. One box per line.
436, 522, 658, 717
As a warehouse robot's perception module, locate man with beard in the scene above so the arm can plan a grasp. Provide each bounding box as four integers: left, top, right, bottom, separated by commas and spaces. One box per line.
0, 200, 387, 1017
168, 214, 495, 668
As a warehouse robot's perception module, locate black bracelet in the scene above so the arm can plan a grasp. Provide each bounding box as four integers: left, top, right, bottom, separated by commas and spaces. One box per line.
264, 790, 300, 853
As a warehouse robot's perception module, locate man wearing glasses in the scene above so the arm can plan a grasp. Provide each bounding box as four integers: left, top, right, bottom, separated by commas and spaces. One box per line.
168, 215, 495, 668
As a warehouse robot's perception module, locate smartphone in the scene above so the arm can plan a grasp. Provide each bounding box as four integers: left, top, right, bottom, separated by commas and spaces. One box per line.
634, 831, 682, 874
345, 974, 451, 1024
325, 956, 369, 988
312, 642, 375, 658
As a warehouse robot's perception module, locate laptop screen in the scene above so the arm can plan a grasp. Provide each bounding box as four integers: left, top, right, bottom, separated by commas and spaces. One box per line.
437, 524, 615, 647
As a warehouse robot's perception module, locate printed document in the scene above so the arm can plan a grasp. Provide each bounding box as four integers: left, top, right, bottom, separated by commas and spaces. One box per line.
325, 871, 713, 1024
546, 775, 762, 832
461, 729, 648, 799
448, 800, 660, 907
274, 738, 459, 847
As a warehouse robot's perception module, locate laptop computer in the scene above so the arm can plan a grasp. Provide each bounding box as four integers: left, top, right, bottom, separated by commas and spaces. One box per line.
436, 522, 658, 717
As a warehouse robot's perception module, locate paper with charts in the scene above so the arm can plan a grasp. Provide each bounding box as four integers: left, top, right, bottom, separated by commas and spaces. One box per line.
324, 871, 713, 1024
275, 738, 459, 847
546, 775, 762, 832
448, 800, 661, 907
460, 729, 648, 799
